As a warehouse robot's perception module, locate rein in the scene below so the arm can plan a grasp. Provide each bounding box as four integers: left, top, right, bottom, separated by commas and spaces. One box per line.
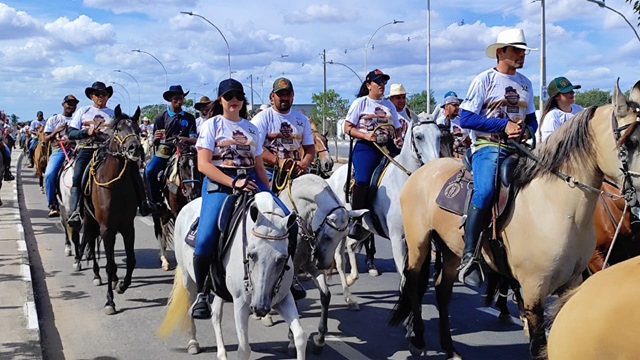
372, 120, 437, 176
88, 130, 137, 188
274, 158, 296, 192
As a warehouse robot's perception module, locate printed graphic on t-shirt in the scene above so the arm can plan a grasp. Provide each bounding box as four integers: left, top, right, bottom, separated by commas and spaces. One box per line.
266, 121, 303, 161
484, 85, 528, 123
358, 106, 393, 140
216, 129, 256, 168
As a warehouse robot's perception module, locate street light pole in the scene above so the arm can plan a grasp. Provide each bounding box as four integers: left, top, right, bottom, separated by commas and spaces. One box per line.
426, 1, 431, 114
132, 49, 168, 88
327, 61, 363, 82
180, 11, 232, 79
540, 0, 547, 111
364, 19, 404, 78
587, 0, 640, 42
216, 71, 237, 85
114, 70, 140, 107
261, 54, 289, 105
111, 82, 131, 114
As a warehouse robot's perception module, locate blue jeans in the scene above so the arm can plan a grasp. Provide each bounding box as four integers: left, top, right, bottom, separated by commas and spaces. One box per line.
194, 174, 289, 256
28, 137, 37, 162
44, 150, 66, 208
470, 146, 513, 209
145, 155, 168, 203
352, 141, 383, 186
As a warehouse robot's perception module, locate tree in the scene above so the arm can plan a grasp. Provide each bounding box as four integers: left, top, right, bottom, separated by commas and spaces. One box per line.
9, 114, 19, 124
311, 89, 349, 137
574, 89, 611, 108
625, 0, 640, 25
406, 90, 437, 114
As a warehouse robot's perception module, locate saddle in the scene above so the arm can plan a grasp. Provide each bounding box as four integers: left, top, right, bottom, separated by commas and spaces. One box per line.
55, 150, 76, 198
159, 153, 180, 194
185, 192, 254, 302
435, 148, 520, 276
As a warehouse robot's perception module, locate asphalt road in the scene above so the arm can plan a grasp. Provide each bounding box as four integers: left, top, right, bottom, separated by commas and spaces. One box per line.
20, 161, 530, 360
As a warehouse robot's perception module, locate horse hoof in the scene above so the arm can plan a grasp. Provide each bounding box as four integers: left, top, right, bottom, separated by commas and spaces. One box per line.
187, 340, 200, 355
498, 313, 515, 325
64, 245, 72, 256
287, 344, 296, 357
162, 262, 170, 271
346, 302, 360, 311
104, 305, 116, 315
368, 268, 380, 277
448, 352, 463, 360
346, 275, 358, 286
312, 334, 325, 355
93, 277, 102, 286
73, 262, 81, 271
409, 343, 426, 357
115, 281, 126, 294
260, 315, 274, 327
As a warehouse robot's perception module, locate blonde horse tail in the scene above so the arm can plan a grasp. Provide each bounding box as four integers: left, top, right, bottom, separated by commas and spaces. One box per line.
157, 265, 191, 338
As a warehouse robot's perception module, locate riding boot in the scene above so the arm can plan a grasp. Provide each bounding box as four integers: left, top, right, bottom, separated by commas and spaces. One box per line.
4, 165, 14, 181
67, 187, 82, 229
131, 168, 155, 216
348, 184, 369, 241
189, 254, 213, 319
458, 205, 491, 287
286, 222, 306, 300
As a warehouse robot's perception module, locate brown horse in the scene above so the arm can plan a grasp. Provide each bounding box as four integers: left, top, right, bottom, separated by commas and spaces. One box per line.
389, 80, 640, 359
33, 128, 50, 193
81, 105, 143, 315
307, 122, 333, 178
545, 257, 640, 359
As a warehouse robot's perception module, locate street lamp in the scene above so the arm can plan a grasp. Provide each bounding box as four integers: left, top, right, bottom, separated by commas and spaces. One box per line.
216, 71, 237, 85
327, 60, 363, 83
181, 11, 232, 79
261, 54, 289, 105
132, 49, 168, 88
110, 81, 131, 114
587, 0, 640, 42
364, 20, 404, 78
114, 70, 140, 107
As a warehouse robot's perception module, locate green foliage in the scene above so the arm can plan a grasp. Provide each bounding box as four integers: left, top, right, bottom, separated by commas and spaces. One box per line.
9, 114, 19, 124
534, 95, 540, 110
625, 0, 640, 25
574, 89, 612, 108
406, 90, 437, 114
311, 89, 349, 136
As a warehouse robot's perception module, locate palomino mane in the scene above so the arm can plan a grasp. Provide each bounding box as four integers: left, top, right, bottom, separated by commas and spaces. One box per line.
513, 106, 597, 188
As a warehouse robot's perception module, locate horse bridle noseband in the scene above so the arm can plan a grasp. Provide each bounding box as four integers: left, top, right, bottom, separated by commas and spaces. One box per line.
610, 105, 640, 209
409, 120, 438, 171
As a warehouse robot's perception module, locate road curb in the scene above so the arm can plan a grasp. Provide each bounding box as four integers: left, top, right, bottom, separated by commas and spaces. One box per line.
15, 150, 44, 359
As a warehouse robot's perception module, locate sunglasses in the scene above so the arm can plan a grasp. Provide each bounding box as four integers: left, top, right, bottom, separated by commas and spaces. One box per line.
222, 91, 245, 102
94, 91, 109, 97
371, 78, 388, 86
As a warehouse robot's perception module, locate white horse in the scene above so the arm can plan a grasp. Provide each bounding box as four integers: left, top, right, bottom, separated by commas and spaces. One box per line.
57, 157, 83, 271
326, 118, 441, 308
258, 174, 367, 353
158, 192, 306, 360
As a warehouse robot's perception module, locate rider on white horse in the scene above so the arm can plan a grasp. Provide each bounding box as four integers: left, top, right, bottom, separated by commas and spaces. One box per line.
343, 69, 403, 240
189, 79, 294, 319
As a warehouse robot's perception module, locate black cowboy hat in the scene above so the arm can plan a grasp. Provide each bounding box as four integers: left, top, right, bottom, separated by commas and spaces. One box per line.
85, 81, 114, 99
163, 85, 190, 102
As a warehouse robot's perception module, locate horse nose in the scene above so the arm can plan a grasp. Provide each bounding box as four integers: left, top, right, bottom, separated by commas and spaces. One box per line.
251, 306, 271, 318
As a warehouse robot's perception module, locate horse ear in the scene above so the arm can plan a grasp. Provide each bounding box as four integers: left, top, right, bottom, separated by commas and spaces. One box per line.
630, 80, 640, 104
133, 107, 141, 123
114, 104, 122, 118
613, 78, 628, 118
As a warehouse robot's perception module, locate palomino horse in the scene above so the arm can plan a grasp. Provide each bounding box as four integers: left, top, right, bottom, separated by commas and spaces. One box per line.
81, 105, 143, 315
390, 80, 640, 359
326, 118, 441, 308
545, 257, 640, 359
158, 192, 306, 359
33, 128, 50, 193
152, 142, 202, 270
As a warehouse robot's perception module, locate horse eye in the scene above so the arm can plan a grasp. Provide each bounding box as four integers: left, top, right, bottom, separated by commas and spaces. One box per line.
276, 256, 287, 265
248, 252, 257, 262
415, 134, 424, 141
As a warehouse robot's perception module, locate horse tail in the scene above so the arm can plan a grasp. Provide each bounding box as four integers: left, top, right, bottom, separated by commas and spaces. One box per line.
388, 253, 431, 327
157, 265, 190, 338
537, 286, 582, 360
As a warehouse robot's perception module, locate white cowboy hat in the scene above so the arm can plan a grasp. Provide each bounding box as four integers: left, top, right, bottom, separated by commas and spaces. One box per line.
485, 28, 537, 59
389, 83, 407, 97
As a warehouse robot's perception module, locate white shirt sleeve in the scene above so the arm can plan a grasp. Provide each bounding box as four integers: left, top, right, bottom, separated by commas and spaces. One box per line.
195, 118, 216, 152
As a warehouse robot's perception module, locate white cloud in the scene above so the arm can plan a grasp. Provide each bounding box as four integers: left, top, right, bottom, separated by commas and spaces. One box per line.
44, 15, 116, 48
289, 4, 357, 24
0, 3, 41, 39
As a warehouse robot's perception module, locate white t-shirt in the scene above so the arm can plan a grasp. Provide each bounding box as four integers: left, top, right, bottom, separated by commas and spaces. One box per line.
538, 104, 584, 142
436, 114, 464, 133
346, 96, 401, 140
44, 114, 73, 151
69, 106, 114, 147
30, 119, 46, 131
460, 68, 535, 146
139, 123, 152, 134
251, 107, 314, 161
196, 115, 263, 169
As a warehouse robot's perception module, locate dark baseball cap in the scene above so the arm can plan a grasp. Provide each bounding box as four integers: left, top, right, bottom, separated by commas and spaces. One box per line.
366, 69, 390, 83
217, 78, 244, 98
63, 94, 79, 104
272, 77, 293, 93
37, 111, 43, 116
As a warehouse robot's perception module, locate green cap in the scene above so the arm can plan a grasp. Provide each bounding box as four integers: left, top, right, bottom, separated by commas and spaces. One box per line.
272, 77, 293, 93
548, 77, 581, 98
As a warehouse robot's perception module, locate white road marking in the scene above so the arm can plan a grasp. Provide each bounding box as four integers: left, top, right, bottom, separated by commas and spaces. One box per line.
24, 302, 39, 330
21, 264, 32, 282
17, 240, 27, 252
324, 335, 370, 360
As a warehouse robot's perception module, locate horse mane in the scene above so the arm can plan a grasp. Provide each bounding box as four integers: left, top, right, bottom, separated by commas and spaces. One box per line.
513, 106, 598, 188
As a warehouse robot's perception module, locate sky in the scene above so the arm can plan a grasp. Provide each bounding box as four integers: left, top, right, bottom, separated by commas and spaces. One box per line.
0, 0, 639, 122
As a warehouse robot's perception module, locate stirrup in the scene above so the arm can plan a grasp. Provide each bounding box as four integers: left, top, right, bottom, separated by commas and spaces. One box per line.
189, 292, 213, 320
68, 211, 82, 228
457, 256, 484, 287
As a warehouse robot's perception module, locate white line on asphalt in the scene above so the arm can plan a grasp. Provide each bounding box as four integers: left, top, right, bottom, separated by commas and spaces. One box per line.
324, 335, 370, 360
23, 302, 39, 330
21, 264, 32, 282
17, 240, 27, 252
138, 217, 154, 227
476, 306, 523, 327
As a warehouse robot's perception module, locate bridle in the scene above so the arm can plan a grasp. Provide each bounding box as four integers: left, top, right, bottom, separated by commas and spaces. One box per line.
610, 103, 640, 210
177, 145, 201, 200
409, 120, 438, 170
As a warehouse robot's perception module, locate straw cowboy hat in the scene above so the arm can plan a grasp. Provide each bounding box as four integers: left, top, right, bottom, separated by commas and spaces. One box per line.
485, 28, 537, 59
389, 83, 407, 97
194, 96, 211, 111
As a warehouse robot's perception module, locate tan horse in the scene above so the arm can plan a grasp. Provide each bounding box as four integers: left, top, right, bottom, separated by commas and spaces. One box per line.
389, 80, 640, 359
545, 257, 640, 359
33, 128, 50, 193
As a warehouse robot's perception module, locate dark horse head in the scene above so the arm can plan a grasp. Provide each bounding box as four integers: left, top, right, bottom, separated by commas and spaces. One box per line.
177, 143, 202, 201
103, 105, 143, 162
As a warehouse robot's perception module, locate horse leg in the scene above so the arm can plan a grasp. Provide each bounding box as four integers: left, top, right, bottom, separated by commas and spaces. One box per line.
116, 224, 136, 294
345, 237, 360, 285
211, 296, 226, 359
273, 293, 306, 360
153, 214, 170, 271
523, 298, 546, 358
232, 300, 252, 360
334, 240, 359, 310
102, 232, 118, 315
363, 234, 379, 276
310, 269, 330, 354
434, 244, 462, 360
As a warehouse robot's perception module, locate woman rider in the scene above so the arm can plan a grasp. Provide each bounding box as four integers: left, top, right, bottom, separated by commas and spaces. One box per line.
343, 69, 403, 240
189, 79, 294, 319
